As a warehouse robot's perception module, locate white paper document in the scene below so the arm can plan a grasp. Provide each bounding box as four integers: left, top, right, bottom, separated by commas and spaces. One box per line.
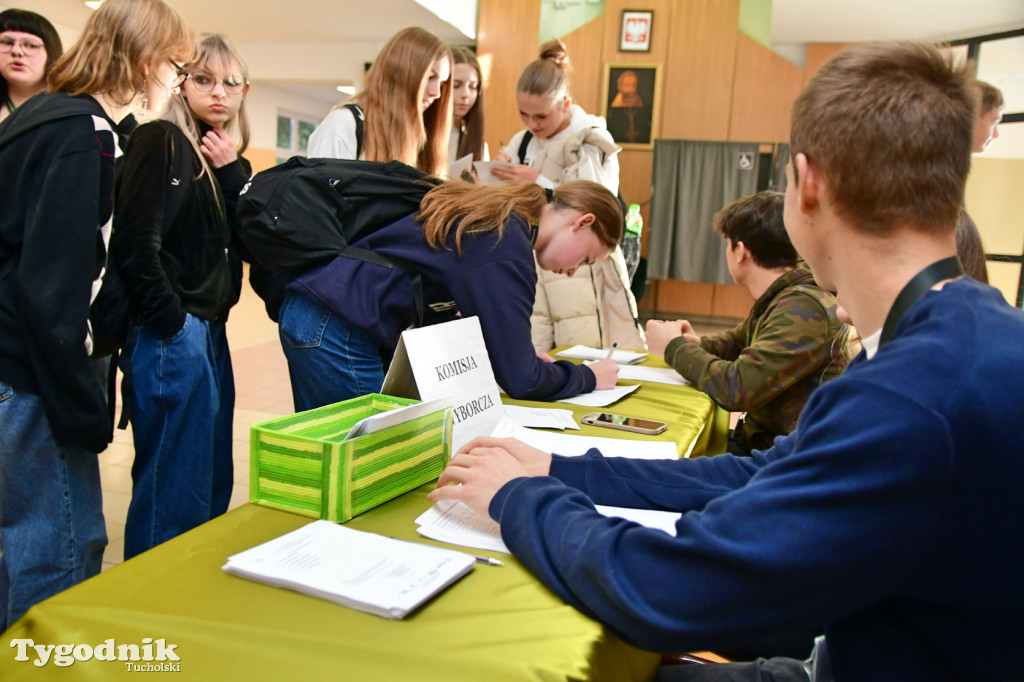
472, 160, 514, 185
555, 383, 639, 407
608, 365, 690, 386
556, 345, 648, 365
502, 405, 580, 430
222, 520, 475, 619
344, 395, 456, 440
415, 500, 680, 555
488, 417, 678, 460
446, 153, 474, 182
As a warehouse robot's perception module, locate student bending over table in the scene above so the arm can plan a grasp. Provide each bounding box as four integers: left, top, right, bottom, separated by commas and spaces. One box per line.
280, 181, 622, 411
645, 191, 851, 456
428, 41, 1024, 682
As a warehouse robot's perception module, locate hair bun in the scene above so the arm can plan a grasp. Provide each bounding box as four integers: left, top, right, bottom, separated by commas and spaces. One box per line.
539, 38, 570, 70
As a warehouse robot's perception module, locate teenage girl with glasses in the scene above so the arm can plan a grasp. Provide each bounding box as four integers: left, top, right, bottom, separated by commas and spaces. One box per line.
0, 9, 63, 123
113, 33, 252, 560
0, 0, 194, 628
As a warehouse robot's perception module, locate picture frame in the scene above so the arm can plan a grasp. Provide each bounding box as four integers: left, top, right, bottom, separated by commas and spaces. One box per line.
601, 64, 661, 150
620, 10, 653, 52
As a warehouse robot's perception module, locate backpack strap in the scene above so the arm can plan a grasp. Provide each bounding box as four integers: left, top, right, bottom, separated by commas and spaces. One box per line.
343, 103, 364, 159
517, 131, 533, 164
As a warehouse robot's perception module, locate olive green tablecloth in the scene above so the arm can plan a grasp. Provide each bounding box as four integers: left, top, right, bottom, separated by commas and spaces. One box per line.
1, 357, 717, 680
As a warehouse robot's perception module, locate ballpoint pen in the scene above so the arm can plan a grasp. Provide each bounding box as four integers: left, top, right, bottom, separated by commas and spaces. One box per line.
605, 342, 618, 360
474, 554, 503, 567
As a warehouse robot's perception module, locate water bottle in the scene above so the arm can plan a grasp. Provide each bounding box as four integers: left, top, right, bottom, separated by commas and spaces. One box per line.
622, 204, 643, 282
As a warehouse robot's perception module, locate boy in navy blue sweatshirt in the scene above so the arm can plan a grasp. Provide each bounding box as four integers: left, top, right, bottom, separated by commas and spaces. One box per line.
429, 41, 1024, 682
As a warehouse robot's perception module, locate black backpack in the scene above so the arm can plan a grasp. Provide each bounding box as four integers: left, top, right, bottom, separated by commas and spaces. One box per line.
237, 157, 441, 275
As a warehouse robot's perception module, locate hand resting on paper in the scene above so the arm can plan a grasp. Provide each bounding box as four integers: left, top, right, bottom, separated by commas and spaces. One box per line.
588, 357, 620, 390
488, 163, 539, 184
427, 437, 553, 517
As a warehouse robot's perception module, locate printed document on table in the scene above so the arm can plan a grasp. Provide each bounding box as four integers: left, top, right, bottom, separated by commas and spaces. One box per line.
489, 416, 678, 460
222, 520, 475, 619
415, 500, 680, 555
503, 405, 580, 430
555, 383, 639, 407
557, 345, 648, 364
608, 365, 690, 386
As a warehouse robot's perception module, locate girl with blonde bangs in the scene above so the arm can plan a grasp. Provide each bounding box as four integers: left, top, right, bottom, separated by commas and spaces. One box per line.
0, 0, 192, 628
113, 32, 253, 559
280, 181, 623, 412
307, 26, 452, 176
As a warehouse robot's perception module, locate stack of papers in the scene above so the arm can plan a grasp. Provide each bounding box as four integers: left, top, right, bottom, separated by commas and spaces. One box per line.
223, 521, 475, 619
556, 345, 648, 364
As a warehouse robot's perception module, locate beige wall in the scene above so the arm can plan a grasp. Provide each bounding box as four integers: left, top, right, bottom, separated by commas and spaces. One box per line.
966, 158, 1024, 305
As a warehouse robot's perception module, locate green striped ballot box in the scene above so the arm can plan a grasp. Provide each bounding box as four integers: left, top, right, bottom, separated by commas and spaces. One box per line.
250, 394, 453, 522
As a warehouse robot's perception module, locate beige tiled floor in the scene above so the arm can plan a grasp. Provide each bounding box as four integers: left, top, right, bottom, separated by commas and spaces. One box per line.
99, 268, 293, 570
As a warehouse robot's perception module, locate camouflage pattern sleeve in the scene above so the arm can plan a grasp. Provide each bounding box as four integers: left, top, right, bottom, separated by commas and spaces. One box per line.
698, 321, 749, 361
664, 287, 846, 416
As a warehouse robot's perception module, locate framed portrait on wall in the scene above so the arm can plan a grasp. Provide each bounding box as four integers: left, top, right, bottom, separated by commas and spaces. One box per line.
620, 10, 653, 52
601, 64, 661, 150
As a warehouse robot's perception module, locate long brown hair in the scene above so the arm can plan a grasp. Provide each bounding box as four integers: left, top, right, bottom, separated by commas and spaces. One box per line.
347, 27, 452, 176
47, 0, 194, 105
450, 46, 485, 161
418, 180, 622, 255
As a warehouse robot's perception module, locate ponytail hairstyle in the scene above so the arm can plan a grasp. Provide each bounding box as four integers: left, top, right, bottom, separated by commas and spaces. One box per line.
418, 179, 622, 255
48, 0, 195, 105
450, 45, 486, 162
517, 38, 571, 101
349, 26, 452, 176
1, 9, 63, 103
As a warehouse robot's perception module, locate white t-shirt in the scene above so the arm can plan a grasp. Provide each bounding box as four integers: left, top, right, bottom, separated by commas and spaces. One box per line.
307, 106, 362, 160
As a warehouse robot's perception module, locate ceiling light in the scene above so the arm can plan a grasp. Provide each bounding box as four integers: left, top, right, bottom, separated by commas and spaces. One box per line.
85, 1, 104, 9
336, 85, 355, 95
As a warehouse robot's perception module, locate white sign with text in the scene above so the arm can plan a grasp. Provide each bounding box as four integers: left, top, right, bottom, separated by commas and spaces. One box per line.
382, 316, 503, 452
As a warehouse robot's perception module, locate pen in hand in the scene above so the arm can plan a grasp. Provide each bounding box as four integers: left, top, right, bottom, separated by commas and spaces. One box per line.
605, 342, 618, 361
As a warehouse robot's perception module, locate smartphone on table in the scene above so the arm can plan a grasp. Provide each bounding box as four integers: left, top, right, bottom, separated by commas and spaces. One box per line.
580, 412, 667, 435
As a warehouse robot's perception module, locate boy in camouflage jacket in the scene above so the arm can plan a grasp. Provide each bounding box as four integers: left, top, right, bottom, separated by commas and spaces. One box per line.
646, 191, 850, 455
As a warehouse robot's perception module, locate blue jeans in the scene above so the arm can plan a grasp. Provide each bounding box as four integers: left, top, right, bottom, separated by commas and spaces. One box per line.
121, 314, 234, 560
279, 292, 385, 411
0, 382, 107, 629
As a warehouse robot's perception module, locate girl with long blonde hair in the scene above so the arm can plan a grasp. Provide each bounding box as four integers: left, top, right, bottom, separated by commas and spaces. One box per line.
279, 181, 624, 411
113, 33, 252, 559
0, 0, 193, 627
307, 26, 452, 176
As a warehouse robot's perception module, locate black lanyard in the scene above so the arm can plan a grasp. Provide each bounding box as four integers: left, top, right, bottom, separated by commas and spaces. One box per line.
880, 256, 963, 345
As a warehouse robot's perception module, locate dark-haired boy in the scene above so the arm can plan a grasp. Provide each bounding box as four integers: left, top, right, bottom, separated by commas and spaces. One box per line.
429, 41, 1024, 681
645, 190, 849, 455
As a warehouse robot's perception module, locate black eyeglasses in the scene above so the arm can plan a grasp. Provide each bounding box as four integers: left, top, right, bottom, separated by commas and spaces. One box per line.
185, 71, 247, 95
169, 59, 189, 89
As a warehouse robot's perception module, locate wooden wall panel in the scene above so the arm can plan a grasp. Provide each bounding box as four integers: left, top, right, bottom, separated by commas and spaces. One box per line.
728, 33, 804, 143
660, 0, 741, 140
477, 0, 541, 151
711, 283, 754, 318
560, 16, 605, 116
804, 43, 856, 84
